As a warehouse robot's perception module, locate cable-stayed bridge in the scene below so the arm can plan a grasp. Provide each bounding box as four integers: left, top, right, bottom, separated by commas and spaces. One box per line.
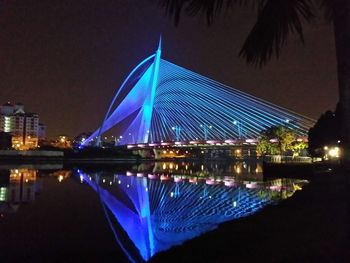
82, 38, 315, 146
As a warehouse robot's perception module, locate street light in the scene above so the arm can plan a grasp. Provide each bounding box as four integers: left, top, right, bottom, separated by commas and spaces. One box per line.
233, 120, 242, 139
114, 135, 123, 146
200, 124, 212, 140
172, 126, 181, 141
128, 133, 135, 143
145, 130, 153, 143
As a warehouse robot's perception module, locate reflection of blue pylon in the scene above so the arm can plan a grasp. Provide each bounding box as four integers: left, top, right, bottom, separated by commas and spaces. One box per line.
77, 170, 289, 261
174, 183, 180, 197
200, 185, 209, 199
234, 188, 241, 207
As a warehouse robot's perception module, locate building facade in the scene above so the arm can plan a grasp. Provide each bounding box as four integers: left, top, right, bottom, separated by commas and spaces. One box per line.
0, 102, 42, 150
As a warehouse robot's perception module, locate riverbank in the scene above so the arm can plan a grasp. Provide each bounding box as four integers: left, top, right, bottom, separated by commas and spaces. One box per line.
0, 148, 139, 163
151, 166, 350, 262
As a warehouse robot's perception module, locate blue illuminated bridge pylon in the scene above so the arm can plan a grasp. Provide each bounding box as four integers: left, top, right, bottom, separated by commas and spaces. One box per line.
82, 39, 315, 146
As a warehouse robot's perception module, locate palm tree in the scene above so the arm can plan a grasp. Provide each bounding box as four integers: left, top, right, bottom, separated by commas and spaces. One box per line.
157, 0, 350, 157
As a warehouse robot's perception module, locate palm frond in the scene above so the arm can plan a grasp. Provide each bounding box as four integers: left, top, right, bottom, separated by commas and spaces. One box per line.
319, 0, 333, 22
158, 0, 261, 25
157, 0, 315, 66
158, 0, 189, 26
185, 0, 255, 25
239, 0, 315, 67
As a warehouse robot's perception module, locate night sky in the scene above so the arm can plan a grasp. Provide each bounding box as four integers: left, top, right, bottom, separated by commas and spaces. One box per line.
0, 0, 337, 138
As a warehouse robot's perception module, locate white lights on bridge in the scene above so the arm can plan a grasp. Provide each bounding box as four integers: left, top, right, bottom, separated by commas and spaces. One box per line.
246, 182, 258, 189
224, 180, 236, 187
245, 139, 257, 143
174, 176, 183, 183
206, 140, 220, 144
161, 142, 172, 146
126, 171, 134, 176
148, 174, 157, 179
206, 179, 218, 185
160, 175, 171, 181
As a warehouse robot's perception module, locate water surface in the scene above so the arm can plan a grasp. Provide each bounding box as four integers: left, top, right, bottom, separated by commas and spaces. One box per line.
0, 161, 308, 262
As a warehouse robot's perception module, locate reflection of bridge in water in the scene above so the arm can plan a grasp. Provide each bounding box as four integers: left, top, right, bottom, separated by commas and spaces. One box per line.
128, 160, 264, 180
127, 141, 258, 159
81, 38, 314, 147
76, 163, 308, 261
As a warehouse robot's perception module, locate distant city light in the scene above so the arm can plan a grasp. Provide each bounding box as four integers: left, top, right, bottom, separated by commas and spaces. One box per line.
324, 146, 341, 159
328, 147, 340, 158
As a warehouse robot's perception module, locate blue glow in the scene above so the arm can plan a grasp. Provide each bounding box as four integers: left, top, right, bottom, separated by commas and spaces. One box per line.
82, 54, 155, 145
139, 38, 161, 143
76, 170, 305, 261
82, 40, 315, 146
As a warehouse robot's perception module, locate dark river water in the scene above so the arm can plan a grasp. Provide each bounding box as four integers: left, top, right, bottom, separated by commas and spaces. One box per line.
0, 161, 308, 262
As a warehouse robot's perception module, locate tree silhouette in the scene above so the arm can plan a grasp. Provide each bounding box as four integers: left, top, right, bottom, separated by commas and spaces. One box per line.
308, 109, 341, 156
157, 0, 350, 157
